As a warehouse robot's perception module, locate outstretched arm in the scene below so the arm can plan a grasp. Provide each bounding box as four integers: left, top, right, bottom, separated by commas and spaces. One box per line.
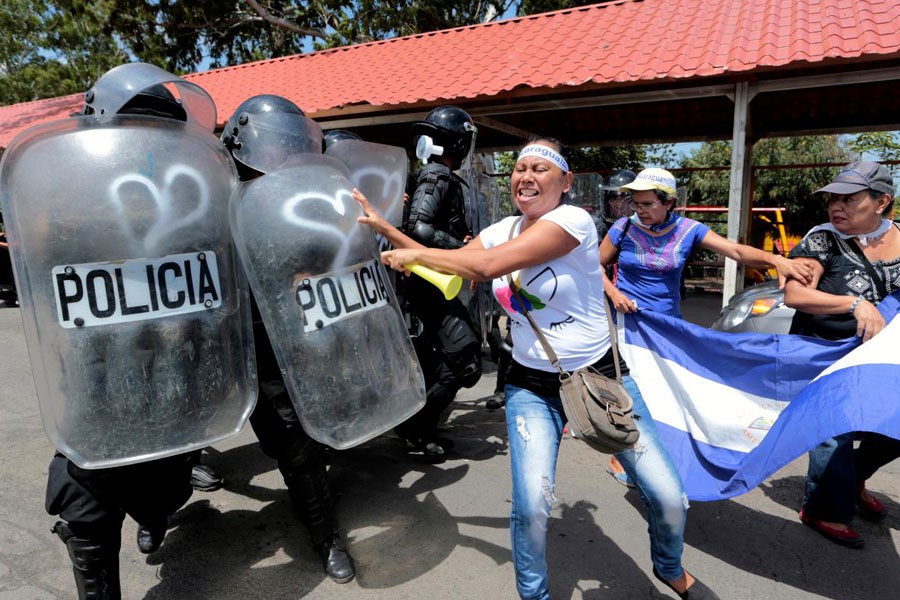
358, 188, 577, 281
699, 230, 814, 288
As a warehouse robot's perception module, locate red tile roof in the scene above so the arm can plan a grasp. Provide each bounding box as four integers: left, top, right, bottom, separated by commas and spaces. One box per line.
1, 0, 899, 148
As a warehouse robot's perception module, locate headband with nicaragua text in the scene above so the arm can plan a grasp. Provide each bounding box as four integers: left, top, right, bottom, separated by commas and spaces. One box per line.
517, 144, 569, 173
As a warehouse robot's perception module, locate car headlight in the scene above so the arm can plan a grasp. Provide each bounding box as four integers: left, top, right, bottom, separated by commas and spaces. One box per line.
713, 288, 783, 331
749, 297, 779, 316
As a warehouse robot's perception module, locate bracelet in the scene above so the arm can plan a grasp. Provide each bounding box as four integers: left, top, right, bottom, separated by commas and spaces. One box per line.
849, 296, 864, 314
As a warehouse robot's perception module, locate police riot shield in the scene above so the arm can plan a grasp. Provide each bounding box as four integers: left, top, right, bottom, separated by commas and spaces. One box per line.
229, 154, 426, 449
462, 153, 500, 348
324, 139, 407, 229
0, 116, 256, 468
569, 172, 606, 232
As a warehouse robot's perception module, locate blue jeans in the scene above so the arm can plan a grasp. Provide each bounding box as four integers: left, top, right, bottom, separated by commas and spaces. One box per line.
804, 432, 900, 523
505, 375, 688, 600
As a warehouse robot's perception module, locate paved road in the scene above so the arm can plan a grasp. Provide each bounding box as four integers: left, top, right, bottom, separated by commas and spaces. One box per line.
0, 294, 898, 599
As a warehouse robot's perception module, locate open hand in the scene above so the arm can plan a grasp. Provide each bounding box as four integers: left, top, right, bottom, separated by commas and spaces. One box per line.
353, 188, 390, 235
774, 256, 814, 289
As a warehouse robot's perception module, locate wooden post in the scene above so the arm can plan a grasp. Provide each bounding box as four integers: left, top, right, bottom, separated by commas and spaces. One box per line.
724, 81, 754, 306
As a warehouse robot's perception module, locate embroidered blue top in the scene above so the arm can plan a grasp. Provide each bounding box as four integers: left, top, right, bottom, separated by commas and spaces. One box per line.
608, 215, 709, 317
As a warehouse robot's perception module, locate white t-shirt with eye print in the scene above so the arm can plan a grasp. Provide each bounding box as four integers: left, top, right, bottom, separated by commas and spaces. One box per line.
480, 204, 610, 372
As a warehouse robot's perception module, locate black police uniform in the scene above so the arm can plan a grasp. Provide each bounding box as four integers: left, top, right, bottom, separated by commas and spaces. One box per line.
397, 161, 482, 451
247, 296, 345, 564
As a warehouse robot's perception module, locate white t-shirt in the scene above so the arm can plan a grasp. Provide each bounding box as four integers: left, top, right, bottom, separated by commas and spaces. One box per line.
480, 204, 610, 372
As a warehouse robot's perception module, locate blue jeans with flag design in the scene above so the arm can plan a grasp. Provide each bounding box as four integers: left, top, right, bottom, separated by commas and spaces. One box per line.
505, 375, 688, 600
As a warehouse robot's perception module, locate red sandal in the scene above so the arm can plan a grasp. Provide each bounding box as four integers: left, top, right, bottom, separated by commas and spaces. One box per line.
799, 509, 864, 549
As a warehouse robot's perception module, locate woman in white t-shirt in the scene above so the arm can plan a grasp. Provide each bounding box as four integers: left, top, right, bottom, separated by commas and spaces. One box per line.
354, 139, 719, 600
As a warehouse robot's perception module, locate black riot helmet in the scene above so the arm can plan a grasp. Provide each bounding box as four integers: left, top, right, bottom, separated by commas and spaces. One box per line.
80, 62, 216, 130
113, 84, 187, 121
221, 94, 323, 177
600, 169, 637, 224
410, 105, 477, 169
322, 129, 361, 152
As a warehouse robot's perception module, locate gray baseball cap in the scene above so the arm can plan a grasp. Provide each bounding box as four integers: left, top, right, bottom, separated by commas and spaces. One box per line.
816, 161, 894, 196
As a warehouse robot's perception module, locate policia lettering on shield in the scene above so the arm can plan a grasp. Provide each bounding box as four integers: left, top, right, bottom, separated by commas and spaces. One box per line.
54, 252, 221, 326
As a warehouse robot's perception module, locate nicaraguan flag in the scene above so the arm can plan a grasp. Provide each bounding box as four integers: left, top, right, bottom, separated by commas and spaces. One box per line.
619, 292, 900, 501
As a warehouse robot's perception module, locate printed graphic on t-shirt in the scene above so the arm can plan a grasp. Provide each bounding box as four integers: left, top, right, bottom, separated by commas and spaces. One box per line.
496, 265, 574, 331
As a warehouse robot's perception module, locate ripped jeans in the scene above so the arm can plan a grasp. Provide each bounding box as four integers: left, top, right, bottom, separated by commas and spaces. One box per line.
505, 375, 687, 600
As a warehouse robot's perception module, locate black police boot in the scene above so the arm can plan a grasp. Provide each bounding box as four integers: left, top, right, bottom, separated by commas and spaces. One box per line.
53, 521, 121, 600
314, 530, 355, 584
135, 516, 166, 554
283, 463, 355, 583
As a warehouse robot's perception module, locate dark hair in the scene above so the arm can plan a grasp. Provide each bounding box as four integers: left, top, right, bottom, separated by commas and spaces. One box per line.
653, 188, 677, 205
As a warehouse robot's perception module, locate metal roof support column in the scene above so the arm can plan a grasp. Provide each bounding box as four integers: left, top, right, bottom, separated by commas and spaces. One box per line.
724, 81, 754, 305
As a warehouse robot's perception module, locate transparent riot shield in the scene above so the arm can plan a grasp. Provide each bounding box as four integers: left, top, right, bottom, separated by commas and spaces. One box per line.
324, 139, 407, 228
0, 116, 256, 468
229, 154, 425, 449
570, 172, 605, 233
470, 154, 503, 347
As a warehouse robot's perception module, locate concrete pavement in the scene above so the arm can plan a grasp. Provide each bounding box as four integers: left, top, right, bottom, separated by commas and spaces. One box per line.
0, 294, 898, 599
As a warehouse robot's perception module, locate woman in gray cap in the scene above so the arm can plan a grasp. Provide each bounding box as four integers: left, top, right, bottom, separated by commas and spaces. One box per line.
785, 160, 900, 548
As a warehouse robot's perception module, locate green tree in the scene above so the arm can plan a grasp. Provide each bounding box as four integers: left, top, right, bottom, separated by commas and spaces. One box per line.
518, 0, 612, 15
680, 135, 852, 238
5, 0, 590, 105
331, 1, 518, 45
848, 131, 900, 162
0, 1, 128, 104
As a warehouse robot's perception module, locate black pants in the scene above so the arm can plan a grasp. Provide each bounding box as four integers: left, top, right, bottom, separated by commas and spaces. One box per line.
249, 322, 335, 545
396, 279, 482, 441
46, 452, 194, 541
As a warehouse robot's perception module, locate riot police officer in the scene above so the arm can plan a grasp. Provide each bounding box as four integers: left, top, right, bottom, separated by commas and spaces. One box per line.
221, 94, 355, 584
323, 128, 362, 149
1, 63, 256, 599
398, 105, 483, 456
598, 169, 637, 240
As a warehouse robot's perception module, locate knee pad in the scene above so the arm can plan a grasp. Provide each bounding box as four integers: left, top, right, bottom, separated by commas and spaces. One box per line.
437, 312, 479, 355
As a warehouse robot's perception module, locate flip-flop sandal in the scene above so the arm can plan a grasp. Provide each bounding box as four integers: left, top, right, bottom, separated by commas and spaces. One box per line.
605, 464, 636, 488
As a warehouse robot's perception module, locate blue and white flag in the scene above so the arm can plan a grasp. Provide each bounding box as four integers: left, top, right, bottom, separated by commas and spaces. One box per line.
619, 292, 900, 501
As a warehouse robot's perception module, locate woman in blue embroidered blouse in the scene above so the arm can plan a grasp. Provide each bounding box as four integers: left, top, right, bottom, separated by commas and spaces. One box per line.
599, 168, 813, 499
600, 168, 812, 316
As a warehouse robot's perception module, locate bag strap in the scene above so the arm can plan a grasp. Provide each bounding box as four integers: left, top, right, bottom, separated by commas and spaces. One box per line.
846, 237, 889, 299
611, 217, 632, 263
505, 217, 623, 382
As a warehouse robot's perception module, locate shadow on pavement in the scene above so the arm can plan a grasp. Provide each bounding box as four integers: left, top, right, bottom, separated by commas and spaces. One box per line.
610, 473, 900, 600
140, 399, 512, 598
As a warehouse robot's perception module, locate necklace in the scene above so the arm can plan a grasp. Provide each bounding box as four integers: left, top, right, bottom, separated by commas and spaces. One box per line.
807, 219, 894, 247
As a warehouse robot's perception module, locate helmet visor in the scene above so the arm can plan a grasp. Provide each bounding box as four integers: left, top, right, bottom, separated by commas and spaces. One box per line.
84, 62, 217, 131
231, 113, 324, 174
